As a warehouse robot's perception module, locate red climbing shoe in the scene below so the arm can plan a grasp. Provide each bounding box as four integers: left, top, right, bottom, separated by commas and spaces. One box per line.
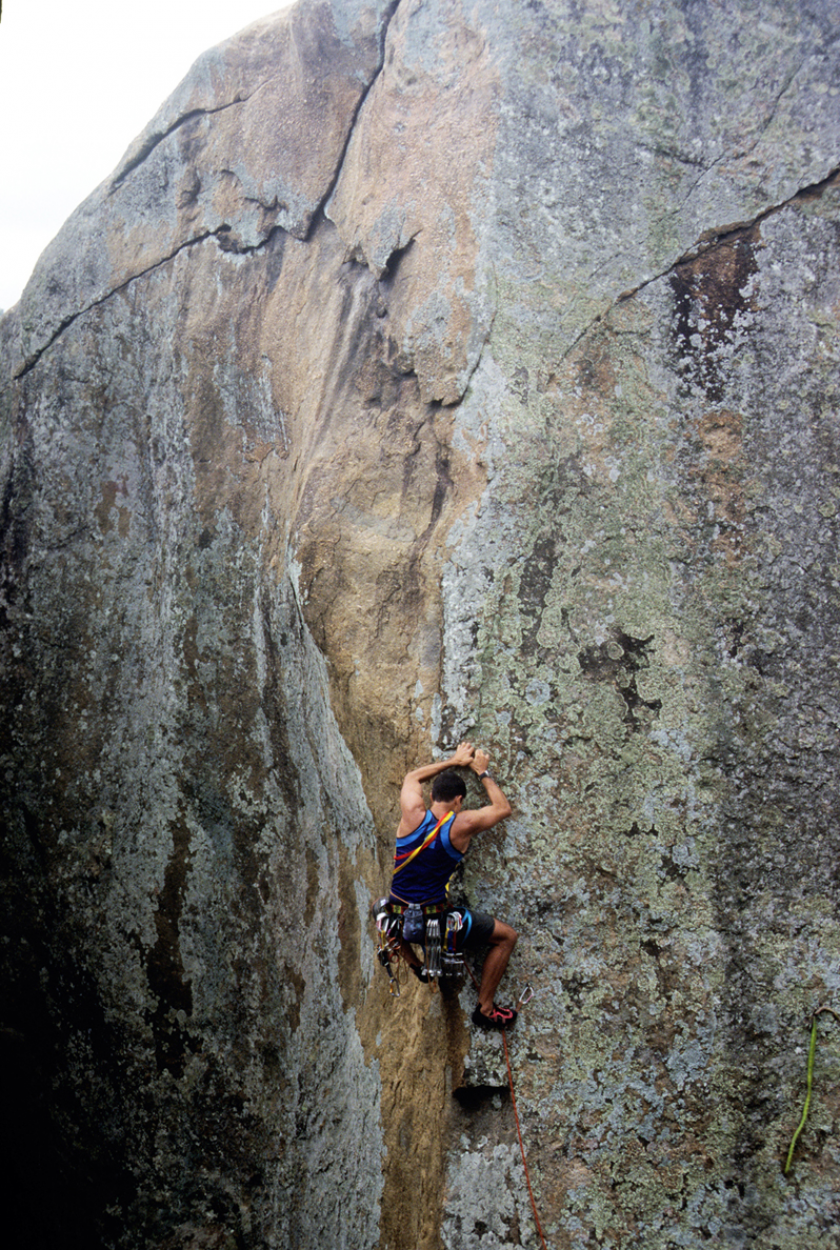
472, 1003, 517, 1030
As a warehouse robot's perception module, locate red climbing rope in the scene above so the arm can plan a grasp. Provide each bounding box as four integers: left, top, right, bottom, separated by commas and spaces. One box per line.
501, 1028, 550, 1250
464, 959, 550, 1248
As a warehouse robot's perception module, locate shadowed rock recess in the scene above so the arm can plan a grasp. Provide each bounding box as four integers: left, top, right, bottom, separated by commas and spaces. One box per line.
2, 0, 840, 1246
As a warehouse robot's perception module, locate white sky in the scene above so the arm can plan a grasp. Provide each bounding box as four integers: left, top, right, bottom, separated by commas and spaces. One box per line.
0, 1, 291, 312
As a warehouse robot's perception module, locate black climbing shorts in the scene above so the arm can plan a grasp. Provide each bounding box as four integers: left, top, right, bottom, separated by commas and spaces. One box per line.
447, 907, 495, 950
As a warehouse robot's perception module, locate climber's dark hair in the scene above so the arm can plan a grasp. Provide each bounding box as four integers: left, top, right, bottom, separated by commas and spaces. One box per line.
431, 771, 467, 803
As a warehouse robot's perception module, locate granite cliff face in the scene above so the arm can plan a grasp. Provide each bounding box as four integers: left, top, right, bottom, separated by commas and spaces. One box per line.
2, 1, 840, 1247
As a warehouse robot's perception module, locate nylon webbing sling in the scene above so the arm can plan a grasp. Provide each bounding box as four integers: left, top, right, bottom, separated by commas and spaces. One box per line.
392, 811, 455, 877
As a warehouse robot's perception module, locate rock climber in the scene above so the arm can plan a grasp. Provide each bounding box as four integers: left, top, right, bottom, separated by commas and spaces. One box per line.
389, 741, 519, 1030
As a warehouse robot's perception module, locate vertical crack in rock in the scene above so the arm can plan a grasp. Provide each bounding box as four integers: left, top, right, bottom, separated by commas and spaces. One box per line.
146, 809, 194, 1076
308, 0, 402, 236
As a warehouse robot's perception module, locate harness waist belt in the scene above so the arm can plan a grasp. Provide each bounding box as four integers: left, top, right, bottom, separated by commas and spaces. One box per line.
388, 900, 449, 917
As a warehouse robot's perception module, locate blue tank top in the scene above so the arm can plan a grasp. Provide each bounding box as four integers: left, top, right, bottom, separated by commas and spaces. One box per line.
390, 809, 464, 904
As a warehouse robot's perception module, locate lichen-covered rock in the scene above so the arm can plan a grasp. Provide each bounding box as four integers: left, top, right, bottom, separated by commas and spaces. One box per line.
2, 1, 840, 1248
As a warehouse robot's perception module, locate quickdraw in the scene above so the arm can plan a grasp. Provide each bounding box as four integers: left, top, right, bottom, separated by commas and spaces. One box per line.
374, 899, 404, 996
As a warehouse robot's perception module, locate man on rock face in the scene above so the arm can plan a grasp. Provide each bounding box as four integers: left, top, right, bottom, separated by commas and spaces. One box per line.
389, 741, 519, 1030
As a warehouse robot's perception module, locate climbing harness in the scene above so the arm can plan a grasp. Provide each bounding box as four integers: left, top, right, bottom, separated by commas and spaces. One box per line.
371, 897, 465, 992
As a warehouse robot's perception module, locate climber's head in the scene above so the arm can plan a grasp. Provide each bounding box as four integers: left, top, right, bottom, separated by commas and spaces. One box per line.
431, 771, 467, 806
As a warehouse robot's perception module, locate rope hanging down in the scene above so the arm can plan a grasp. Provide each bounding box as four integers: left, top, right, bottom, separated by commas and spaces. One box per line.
464, 961, 550, 1248
502, 1024, 550, 1250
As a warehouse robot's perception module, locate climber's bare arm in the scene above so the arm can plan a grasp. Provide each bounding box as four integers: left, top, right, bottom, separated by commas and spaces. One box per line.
450, 749, 512, 852
397, 741, 475, 837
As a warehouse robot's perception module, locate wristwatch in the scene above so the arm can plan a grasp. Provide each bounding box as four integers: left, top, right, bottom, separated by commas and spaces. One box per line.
479, 770, 493, 781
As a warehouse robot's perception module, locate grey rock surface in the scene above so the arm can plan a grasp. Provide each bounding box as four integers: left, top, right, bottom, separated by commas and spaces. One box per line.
2, 1, 840, 1248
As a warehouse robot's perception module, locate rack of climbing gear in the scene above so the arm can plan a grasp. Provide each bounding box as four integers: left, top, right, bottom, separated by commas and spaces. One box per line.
373, 898, 404, 996
372, 897, 466, 993
425, 916, 441, 977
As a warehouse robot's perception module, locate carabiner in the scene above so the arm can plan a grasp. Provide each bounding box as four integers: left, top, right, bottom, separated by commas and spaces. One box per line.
518, 984, 534, 1007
